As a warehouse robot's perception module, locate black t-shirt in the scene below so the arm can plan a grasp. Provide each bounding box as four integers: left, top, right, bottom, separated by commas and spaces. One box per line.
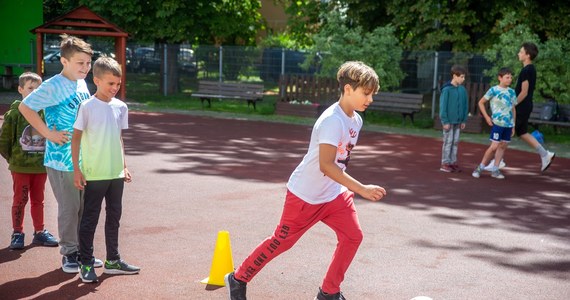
515, 64, 536, 112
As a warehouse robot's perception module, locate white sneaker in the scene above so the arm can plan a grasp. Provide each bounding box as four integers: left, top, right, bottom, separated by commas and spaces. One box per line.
541, 151, 555, 172
484, 159, 506, 171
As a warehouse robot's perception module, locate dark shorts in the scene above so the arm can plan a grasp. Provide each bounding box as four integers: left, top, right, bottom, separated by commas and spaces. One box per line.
515, 104, 532, 136
490, 124, 512, 142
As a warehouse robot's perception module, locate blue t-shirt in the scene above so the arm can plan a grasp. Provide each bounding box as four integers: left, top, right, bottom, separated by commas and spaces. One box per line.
22, 74, 90, 171
483, 85, 517, 128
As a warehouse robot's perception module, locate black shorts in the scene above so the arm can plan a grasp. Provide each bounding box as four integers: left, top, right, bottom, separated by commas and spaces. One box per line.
515, 105, 532, 136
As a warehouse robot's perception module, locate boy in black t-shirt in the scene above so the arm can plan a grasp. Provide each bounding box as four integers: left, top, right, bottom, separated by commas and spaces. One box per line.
514, 42, 555, 172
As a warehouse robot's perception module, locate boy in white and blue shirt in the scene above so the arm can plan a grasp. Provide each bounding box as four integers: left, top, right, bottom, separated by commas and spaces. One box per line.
19, 34, 103, 272
472, 67, 517, 179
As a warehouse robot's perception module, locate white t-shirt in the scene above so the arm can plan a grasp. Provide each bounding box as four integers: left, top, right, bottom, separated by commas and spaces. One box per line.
287, 102, 362, 204
73, 96, 128, 180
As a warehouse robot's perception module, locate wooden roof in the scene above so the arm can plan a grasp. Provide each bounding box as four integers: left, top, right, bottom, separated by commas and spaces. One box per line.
31, 5, 128, 37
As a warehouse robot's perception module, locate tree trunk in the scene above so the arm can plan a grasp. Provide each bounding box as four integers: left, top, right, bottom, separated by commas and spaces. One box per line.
159, 43, 180, 95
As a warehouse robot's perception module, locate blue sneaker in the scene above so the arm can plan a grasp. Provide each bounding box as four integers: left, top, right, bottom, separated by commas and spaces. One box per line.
62, 252, 80, 273
32, 229, 59, 247
9, 232, 25, 250
79, 263, 98, 283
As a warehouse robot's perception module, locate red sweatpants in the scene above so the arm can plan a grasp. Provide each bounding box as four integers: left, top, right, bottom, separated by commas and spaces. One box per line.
234, 190, 363, 294
11, 172, 47, 233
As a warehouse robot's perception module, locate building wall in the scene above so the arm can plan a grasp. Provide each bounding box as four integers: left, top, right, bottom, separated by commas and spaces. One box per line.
259, 0, 288, 34
0, 0, 43, 76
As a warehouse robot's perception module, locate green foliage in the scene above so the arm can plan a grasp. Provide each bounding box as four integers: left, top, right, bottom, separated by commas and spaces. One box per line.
483, 14, 570, 104
259, 33, 300, 49
305, 10, 405, 91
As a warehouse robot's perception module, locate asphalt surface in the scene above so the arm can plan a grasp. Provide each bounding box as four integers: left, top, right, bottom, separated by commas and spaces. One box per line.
0, 106, 569, 299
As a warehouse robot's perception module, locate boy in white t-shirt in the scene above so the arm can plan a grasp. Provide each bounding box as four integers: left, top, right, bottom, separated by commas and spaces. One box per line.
71, 57, 139, 283
225, 61, 387, 300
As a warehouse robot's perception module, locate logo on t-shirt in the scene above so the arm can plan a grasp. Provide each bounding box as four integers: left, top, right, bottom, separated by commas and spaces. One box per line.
19, 125, 46, 153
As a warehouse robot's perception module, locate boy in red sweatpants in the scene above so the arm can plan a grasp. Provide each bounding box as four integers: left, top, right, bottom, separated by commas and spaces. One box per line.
225, 61, 387, 300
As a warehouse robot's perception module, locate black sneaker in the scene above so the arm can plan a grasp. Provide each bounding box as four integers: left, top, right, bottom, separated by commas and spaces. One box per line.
32, 229, 59, 246
79, 263, 98, 283
9, 232, 25, 250
315, 287, 346, 300
62, 252, 80, 273
224, 272, 247, 300
103, 259, 140, 275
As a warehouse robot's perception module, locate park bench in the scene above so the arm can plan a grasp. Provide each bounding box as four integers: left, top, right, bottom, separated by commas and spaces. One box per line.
367, 92, 424, 124
528, 102, 570, 130
192, 80, 264, 110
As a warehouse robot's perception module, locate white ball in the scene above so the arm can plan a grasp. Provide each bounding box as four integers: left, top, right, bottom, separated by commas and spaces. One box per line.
410, 297, 433, 300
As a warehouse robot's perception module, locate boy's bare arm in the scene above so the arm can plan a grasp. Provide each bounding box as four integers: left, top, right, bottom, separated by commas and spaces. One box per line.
319, 144, 386, 202
18, 102, 70, 145
120, 134, 132, 183
71, 129, 86, 190
478, 97, 492, 126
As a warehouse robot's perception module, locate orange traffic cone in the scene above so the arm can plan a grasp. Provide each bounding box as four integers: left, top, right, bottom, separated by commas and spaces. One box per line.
201, 230, 234, 286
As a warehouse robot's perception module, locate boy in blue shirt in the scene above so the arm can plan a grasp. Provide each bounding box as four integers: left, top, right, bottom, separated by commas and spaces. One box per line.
472, 67, 517, 179
19, 34, 103, 273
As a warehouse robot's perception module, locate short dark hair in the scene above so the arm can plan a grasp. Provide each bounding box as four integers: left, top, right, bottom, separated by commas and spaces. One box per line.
18, 72, 42, 87
450, 65, 466, 77
93, 56, 122, 78
498, 67, 513, 77
59, 34, 93, 60
521, 42, 539, 61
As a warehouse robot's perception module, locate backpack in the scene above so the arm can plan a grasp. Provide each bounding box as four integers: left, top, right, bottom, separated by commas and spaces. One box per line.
540, 99, 558, 121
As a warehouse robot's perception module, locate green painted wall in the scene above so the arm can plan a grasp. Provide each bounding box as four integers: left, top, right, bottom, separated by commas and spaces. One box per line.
0, 0, 43, 75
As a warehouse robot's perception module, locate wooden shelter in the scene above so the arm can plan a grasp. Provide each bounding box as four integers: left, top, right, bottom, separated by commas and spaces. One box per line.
31, 6, 129, 99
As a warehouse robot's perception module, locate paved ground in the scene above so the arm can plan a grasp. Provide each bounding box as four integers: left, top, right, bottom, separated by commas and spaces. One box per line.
0, 105, 569, 299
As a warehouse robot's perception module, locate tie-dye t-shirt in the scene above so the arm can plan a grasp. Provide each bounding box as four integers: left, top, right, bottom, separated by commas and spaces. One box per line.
22, 74, 90, 171
484, 85, 517, 128
73, 96, 128, 180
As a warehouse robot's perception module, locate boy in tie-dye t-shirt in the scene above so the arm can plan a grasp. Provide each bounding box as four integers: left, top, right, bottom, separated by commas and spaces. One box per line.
472, 67, 517, 180
19, 34, 104, 273
71, 56, 139, 284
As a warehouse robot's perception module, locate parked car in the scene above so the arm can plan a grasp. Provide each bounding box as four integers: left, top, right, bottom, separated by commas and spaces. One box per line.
129, 46, 197, 75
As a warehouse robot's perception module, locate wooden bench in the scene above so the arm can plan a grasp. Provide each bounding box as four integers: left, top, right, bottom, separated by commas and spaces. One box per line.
367, 92, 424, 124
192, 81, 264, 110
529, 102, 570, 129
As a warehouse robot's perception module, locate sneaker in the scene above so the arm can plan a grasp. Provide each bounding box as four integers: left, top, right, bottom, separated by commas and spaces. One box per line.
103, 259, 140, 275
32, 229, 59, 247
450, 164, 462, 173
224, 272, 247, 300
9, 232, 25, 250
77, 252, 103, 268
491, 169, 505, 179
541, 151, 555, 172
62, 252, 80, 273
472, 165, 483, 178
439, 164, 453, 172
484, 159, 507, 171
79, 263, 98, 283
315, 287, 346, 300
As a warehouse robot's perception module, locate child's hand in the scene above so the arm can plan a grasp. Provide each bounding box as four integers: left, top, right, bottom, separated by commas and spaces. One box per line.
442, 124, 450, 130
47, 125, 70, 145
460, 123, 466, 130
484, 116, 493, 126
359, 185, 387, 202
124, 168, 132, 183
73, 170, 86, 190
511, 127, 515, 137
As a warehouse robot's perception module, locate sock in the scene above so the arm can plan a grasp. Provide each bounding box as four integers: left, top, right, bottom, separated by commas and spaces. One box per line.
479, 163, 485, 169
535, 144, 548, 157
492, 165, 499, 172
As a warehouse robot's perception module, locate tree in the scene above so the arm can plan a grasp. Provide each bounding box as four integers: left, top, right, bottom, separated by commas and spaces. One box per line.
76, 0, 262, 92
483, 13, 570, 104
305, 10, 404, 91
